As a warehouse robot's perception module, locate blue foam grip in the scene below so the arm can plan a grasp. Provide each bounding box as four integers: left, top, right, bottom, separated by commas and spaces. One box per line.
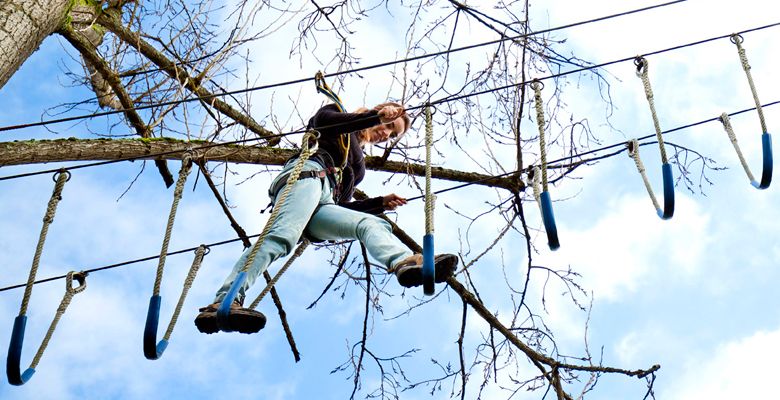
753, 132, 772, 189
658, 163, 675, 220
217, 272, 247, 332
540, 191, 560, 250
143, 295, 167, 360
7, 316, 35, 385
422, 234, 435, 296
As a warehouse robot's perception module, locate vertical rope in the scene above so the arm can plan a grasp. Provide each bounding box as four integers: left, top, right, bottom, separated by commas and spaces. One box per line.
732, 34, 768, 133
424, 104, 436, 235
162, 245, 207, 341
19, 170, 70, 316
719, 113, 757, 183
531, 167, 542, 210
531, 81, 549, 191
240, 131, 319, 275
153, 154, 193, 296
29, 271, 87, 369
627, 139, 662, 212
635, 57, 669, 164
248, 240, 309, 309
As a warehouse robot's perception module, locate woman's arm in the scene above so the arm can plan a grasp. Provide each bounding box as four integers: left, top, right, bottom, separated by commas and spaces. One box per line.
309, 105, 381, 137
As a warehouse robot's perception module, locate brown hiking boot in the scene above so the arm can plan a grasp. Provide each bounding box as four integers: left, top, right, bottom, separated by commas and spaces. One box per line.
194, 299, 266, 334
392, 253, 458, 288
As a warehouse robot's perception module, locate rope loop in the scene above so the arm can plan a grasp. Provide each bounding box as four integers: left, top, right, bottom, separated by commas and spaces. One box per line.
6, 270, 87, 385
65, 271, 88, 295
144, 244, 208, 360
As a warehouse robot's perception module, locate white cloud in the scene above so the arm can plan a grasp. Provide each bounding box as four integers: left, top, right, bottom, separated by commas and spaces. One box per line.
665, 328, 780, 400
539, 192, 711, 302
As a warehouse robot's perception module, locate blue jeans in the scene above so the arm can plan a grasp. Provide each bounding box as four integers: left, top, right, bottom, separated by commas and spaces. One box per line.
214, 159, 413, 303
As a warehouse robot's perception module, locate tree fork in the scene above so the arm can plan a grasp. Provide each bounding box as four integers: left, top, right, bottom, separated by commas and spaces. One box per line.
96, 10, 280, 145
58, 23, 174, 187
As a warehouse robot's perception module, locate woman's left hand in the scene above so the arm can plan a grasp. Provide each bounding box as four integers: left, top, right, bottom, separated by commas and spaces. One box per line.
382, 193, 408, 210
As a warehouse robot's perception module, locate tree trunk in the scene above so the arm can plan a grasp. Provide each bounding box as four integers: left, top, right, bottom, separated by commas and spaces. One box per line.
0, 138, 523, 192
0, 0, 71, 89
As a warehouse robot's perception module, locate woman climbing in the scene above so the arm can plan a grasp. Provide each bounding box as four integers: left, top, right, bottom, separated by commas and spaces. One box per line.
195, 102, 459, 334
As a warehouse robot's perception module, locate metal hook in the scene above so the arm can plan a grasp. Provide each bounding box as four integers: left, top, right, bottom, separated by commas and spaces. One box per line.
634, 56, 647, 74
530, 79, 544, 91
729, 33, 744, 45
52, 169, 71, 183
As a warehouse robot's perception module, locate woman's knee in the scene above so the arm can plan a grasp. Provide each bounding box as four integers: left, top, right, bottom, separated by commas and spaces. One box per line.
355, 215, 392, 240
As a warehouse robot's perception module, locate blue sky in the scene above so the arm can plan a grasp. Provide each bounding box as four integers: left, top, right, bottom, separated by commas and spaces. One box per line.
2, 1, 780, 399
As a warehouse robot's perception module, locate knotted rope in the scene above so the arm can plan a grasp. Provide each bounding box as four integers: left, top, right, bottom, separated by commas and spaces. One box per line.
162, 245, 207, 342
19, 170, 70, 316
531, 80, 549, 192
153, 153, 193, 297
28, 272, 87, 370
424, 104, 436, 235
732, 34, 767, 133
719, 113, 756, 183
635, 57, 669, 164
627, 139, 662, 212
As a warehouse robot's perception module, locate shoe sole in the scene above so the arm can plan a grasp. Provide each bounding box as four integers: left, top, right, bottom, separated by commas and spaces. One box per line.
194, 309, 267, 334
398, 254, 458, 288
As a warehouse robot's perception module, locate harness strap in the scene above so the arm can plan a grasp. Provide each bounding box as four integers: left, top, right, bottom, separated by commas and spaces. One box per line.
269, 167, 342, 199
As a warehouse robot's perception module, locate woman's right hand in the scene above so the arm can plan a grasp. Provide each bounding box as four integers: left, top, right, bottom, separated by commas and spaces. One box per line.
378, 105, 406, 123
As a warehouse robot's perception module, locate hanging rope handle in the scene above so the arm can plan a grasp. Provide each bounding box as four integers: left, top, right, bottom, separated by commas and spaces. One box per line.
530, 80, 560, 250
724, 34, 773, 189
217, 131, 320, 332
422, 104, 436, 295
7, 271, 87, 386
634, 57, 675, 220
144, 153, 194, 360
144, 245, 208, 360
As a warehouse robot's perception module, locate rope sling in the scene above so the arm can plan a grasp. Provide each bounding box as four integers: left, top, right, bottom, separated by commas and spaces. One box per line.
718, 34, 773, 189
630, 56, 675, 220
217, 131, 319, 332
530, 80, 561, 250
144, 154, 210, 359
7, 171, 88, 385
422, 104, 437, 295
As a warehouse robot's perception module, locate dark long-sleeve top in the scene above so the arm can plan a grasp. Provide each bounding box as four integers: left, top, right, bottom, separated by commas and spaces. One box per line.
305, 104, 385, 214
